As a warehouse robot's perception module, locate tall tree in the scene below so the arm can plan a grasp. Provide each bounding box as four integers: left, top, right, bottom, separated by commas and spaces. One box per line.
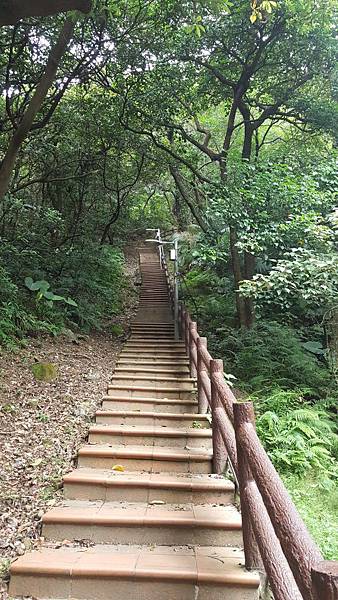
0, 18, 76, 199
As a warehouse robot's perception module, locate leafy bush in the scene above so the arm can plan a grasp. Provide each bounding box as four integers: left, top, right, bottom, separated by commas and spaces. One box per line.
219, 321, 332, 395
0, 244, 127, 347
50, 244, 125, 330
254, 388, 338, 477
239, 248, 338, 319
25, 278, 77, 307
0, 266, 60, 349
182, 268, 236, 330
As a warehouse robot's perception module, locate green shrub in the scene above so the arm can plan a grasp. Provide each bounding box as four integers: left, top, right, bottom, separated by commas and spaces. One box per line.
111, 324, 124, 337
0, 244, 126, 347
217, 321, 331, 396
254, 388, 338, 477
183, 269, 236, 333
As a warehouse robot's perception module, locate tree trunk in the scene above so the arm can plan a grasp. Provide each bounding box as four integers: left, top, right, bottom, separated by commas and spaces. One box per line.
243, 251, 255, 328
229, 226, 248, 328
220, 99, 237, 178
0, 0, 91, 25
242, 123, 253, 161
170, 165, 208, 233
0, 18, 75, 201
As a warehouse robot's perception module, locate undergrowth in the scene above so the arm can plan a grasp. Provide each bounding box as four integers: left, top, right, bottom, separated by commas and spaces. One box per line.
182, 264, 338, 559
284, 475, 338, 560
0, 244, 128, 349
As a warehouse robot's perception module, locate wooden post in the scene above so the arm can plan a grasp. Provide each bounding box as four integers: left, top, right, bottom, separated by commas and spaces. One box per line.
197, 337, 209, 413
238, 417, 322, 598
189, 321, 197, 378
233, 402, 262, 570
210, 359, 227, 474
312, 562, 338, 600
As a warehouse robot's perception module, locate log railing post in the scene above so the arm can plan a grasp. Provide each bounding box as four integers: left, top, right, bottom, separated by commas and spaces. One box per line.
234, 402, 262, 570
197, 337, 209, 413
312, 562, 338, 600
189, 321, 197, 378
210, 359, 228, 474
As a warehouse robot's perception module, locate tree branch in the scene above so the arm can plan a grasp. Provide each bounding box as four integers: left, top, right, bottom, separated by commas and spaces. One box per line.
0, 0, 91, 26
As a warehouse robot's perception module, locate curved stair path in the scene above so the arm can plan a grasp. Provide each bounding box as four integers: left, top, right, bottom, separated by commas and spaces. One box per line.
9, 247, 260, 600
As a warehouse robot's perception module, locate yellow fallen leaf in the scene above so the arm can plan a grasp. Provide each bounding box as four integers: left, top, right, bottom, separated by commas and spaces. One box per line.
112, 464, 125, 472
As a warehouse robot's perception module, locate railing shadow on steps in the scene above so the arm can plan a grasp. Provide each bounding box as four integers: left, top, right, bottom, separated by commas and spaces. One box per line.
158, 242, 338, 600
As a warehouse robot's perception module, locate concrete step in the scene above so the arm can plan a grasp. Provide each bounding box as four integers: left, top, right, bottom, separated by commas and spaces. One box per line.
42, 501, 243, 546
139, 297, 169, 301
138, 300, 170, 304
94, 410, 208, 428
109, 375, 195, 388
114, 366, 190, 376
106, 385, 195, 400
63, 469, 233, 503
117, 357, 189, 366
131, 321, 174, 327
131, 322, 174, 327
101, 396, 198, 413
122, 343, 185, 350
139, 291, 168, 295
139, 296, 169, 300
130, 332, 175, 338
77, 444, 212, 472
9, 545, 260, 600
129, 333, 176, 339
139, 298, 169, 302
125, 339, 185, 346
119, 352, 188, 361
120, 351, 187, 359
88, 424, 212, 449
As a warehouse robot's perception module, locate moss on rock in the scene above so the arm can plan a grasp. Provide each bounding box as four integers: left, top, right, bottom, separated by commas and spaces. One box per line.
31, 362, 58, 381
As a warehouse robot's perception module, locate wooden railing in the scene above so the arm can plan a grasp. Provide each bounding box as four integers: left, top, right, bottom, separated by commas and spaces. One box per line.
159, 245, 338, 600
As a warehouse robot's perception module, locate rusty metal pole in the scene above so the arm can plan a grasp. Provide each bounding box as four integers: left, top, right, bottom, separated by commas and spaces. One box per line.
197, 337, 209, 413
312, 562, 338, 600
178, 301, 183, 338
173, 239, 179, 340
189, 321, 197, 378
210, 359, 228, 474
234, 402, 262, 570
185, 311, 190, 363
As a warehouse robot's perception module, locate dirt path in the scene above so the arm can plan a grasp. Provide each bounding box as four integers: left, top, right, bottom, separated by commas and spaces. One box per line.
0, 248, 139, 597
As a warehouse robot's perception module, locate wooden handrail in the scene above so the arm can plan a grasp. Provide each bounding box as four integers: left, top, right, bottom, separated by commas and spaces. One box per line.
158, 241, 337, 600
235, 402, 323, 600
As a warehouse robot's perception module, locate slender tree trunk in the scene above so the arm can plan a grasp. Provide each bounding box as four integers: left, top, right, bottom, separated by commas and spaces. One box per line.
220, 98, 238, 178
242, 123, 253, 160
229, 226, 248, 328
241, 123, 256, 328
0, 18, 75, 201
170, 165, 208, 233
235, 101, 256, 327
243, 251, 255, 328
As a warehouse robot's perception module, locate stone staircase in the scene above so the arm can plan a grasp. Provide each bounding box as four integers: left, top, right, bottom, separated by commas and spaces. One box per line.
9, 247, 260, 600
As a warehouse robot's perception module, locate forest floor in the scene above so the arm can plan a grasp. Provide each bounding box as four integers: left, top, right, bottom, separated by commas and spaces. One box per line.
0, 246, 139, 598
